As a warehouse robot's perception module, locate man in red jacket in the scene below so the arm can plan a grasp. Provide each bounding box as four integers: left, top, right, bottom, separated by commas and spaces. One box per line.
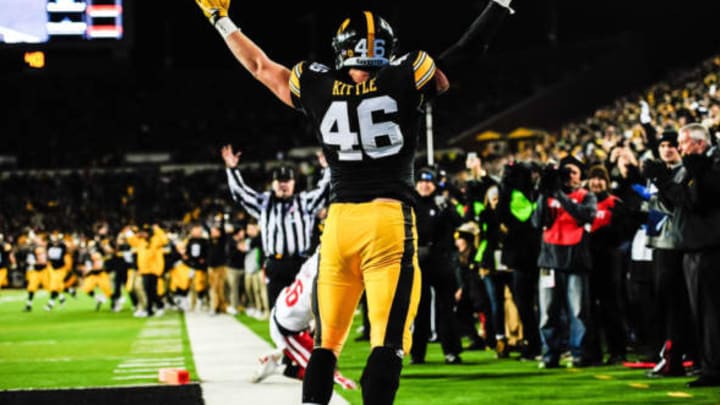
533, 156, 597, 369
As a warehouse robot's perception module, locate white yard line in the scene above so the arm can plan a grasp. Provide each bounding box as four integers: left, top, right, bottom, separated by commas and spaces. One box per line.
114, 367, 182, 373
116, 362, 185, 369
111, 374, 159, 380
0, 291, 47, 303
121, 357, 186, 364
111, 315, 187, 382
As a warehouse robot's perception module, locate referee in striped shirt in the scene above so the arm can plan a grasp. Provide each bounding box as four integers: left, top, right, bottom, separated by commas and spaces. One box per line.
222, 145, 330, 308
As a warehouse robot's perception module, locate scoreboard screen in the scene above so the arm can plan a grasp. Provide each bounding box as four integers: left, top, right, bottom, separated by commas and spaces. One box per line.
0, 0, 124, 44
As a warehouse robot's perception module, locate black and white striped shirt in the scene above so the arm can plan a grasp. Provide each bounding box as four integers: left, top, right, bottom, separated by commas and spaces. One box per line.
226, 167, 330, 258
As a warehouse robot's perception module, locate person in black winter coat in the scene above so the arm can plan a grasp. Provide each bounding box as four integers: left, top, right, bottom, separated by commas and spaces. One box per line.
497, 161, 542, 360
584, 164, 629, 366
410, 168, 464, 365
643, 130, 694, 378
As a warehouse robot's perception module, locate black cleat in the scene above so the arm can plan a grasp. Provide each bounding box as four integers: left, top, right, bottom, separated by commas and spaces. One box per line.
687, 376, 720, 388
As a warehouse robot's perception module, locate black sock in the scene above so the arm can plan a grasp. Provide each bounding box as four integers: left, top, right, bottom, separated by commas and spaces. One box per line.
302, 348, 337, 405
283, 363, 302, 380
361, 347, 403, 405
129, 291, 138, 307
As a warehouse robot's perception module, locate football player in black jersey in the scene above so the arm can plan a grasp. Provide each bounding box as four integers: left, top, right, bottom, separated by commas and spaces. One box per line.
0, 234, 15, 290
195, 1, 513, 403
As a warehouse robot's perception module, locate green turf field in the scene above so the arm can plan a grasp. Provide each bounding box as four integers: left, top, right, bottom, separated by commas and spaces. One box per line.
2, 286, 718, 404
0, 289, 197, 390
237, 312, 720, 404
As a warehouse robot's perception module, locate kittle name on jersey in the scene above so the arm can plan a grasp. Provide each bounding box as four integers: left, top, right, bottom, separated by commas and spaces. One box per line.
332, 78, 378, 96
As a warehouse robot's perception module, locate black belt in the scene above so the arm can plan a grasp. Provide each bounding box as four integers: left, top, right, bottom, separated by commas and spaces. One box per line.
266, 254, 303, 262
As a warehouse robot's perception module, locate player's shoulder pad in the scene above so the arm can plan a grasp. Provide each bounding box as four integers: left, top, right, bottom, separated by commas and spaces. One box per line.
391, 50, 436, 90
289, 61, 331, 98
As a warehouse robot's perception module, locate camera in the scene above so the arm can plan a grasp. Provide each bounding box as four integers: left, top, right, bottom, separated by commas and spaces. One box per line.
538, 164, 571, 194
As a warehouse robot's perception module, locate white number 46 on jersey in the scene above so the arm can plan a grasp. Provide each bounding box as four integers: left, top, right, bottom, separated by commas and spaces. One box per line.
320, 96, 404, 161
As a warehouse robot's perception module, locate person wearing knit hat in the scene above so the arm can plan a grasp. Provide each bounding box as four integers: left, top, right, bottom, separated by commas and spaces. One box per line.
586, 162, 629, 366
588, 164, 610, 184
416, 167, 437, 184
559, 155, 586, 180
658, 128, 679, 148
411, 165, 464, 365
642, 124, 688, 378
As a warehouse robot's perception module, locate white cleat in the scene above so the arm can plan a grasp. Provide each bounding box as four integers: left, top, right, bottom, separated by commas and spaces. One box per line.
249, 350, 283, 383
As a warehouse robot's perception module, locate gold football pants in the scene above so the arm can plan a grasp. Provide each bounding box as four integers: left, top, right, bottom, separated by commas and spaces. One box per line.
26, 269, 47, 293
82, 272, 112, 297
314, 200, 421, 356
170, 263, 192, 291
0, 267, 7, 288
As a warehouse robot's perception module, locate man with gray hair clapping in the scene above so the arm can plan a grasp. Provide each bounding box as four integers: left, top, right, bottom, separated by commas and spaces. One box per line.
644, 122, 720, 387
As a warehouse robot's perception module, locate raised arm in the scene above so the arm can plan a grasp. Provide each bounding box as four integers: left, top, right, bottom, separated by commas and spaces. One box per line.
222, 145, 266, 219
553, 190, 597, 225
150, 226, 169, 250
299, 151, 331, 216
195, 0, 293, 107
123, 226, 142, 249
437, 0, 514, 78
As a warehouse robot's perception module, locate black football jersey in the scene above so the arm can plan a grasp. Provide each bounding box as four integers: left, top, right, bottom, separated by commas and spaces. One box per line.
0, 245, 8, 268
47, 241, 67, 269
290, 51, 440, 205
184, 238, 208, 270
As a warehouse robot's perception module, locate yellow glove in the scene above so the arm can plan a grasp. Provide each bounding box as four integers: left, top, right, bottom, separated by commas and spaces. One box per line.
195, 0, 230, 24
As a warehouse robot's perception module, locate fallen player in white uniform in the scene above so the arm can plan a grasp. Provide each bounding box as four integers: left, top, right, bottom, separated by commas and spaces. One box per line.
250, 248, 356, 390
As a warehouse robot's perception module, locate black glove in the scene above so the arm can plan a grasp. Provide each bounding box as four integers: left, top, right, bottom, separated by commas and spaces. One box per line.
682, 153, 711, 176
641, 159, 669, 183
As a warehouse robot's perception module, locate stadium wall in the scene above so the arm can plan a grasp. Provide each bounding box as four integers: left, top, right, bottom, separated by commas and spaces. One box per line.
0, 383, 204, 405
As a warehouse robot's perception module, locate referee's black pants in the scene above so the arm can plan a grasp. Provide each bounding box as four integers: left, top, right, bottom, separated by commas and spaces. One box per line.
265, 257, 303, 309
